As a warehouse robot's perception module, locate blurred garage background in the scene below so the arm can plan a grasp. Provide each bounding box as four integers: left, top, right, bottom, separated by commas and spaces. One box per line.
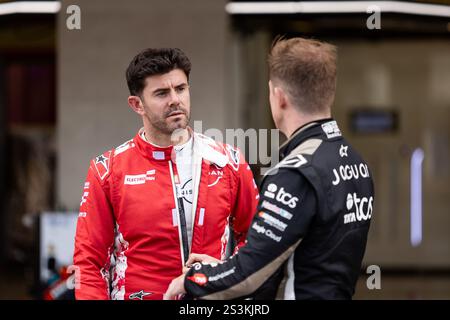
0, 0, 449, 299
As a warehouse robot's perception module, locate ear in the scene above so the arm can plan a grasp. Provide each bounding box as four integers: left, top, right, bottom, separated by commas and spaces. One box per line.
128, 96, 146, 116
273, 86, 288, 110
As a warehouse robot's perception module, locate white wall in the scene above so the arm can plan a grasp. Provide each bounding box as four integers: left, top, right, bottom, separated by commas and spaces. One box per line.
333, 40, 450, 266
57, 0, 230, 209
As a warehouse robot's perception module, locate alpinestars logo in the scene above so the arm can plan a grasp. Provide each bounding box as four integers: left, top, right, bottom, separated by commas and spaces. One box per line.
94, 151, 112, 180
187, 273, 208, 286
129, 290, 152, 300
95, 154, 108, 169
343, 193, 373, 224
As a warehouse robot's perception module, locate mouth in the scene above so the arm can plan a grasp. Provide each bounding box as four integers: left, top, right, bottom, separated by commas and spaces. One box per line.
167, 111, 185, 118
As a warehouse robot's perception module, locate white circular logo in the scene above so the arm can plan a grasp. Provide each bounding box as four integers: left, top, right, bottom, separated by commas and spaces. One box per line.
267, 183, 278, 192
193, 262, 202, 270
346, 193, 354, 210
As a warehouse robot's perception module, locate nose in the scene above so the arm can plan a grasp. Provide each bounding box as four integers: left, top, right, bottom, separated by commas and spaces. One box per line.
169, 88, 181, 105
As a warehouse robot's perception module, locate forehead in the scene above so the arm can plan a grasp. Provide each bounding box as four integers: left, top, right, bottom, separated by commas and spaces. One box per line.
144, 69, 188, 91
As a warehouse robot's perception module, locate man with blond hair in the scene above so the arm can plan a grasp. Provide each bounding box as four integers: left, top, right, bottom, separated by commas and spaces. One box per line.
165, 37, 375, 300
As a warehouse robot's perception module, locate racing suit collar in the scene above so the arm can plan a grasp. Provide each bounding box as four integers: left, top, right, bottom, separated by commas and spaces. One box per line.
134, 127, 228, 167
135, 128, 176, 161
192, 133, 229, 168
279, 118, 334, 159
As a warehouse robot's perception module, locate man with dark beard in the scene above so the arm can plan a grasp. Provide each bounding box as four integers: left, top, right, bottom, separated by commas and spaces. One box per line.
73, 48, 258, 300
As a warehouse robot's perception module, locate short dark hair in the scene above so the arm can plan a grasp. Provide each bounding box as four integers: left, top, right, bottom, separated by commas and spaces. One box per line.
126, 48, 191, 96
268, 37, 337, 114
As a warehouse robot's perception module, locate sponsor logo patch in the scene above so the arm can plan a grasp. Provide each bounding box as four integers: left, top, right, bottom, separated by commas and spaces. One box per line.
258, 211, 288, 231
275, 187, 299, 209
129, 290, 152, 300
124, 170, 156, 185
278, 155, 307, 169
187, 273, 208, 286
94, 151, 112, 180
332, 163, 370, 186
343, 193, 373, 224
261, 200, 293, 220
193, 263, 202, 271
80, 191, 89, 206
263, 184, 299, 208
322, 121, 342, 139
264, 183, 277, 199
152, 151, 165, 160
251, 222, 282, 242
208, 267, 236, 282
339, 145, 348, 157
179, 178, 193, 203
264, 155, 307, 176
208, 169, 223, 187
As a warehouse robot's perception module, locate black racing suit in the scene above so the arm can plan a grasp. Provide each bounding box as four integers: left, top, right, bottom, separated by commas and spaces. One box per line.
184, 119, 375, 300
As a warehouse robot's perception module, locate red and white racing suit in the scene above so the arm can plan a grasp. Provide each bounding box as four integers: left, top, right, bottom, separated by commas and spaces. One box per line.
73, 129, 259, 300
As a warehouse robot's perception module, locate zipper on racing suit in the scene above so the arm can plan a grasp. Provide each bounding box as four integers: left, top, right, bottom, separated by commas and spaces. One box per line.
168, 160, 190, 266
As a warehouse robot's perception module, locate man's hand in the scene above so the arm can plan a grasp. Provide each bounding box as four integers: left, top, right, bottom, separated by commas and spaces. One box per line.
163, 273, 187, 300
164, 254, 221, 300
186, 253, 221, 267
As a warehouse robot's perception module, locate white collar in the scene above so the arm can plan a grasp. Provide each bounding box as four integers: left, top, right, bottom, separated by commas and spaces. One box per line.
192, 132, 228, 168
174, 135, 193, 153
138, 128, 228, 167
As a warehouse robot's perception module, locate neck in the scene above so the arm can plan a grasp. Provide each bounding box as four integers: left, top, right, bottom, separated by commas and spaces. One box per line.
143, 124, 190, 147
283, 110, 331, 138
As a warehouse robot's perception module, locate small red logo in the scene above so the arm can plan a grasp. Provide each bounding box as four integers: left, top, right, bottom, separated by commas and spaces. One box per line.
187, 273, 208, 286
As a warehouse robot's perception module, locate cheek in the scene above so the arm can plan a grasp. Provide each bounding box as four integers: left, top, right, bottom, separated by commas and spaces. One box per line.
182, 94, 191, 110
144, 102, 163, 118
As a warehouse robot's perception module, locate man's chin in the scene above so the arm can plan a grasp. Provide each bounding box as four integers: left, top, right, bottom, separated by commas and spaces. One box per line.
167, 120, 189, 133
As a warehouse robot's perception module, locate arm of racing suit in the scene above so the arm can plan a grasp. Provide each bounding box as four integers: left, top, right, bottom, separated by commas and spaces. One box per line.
229, 151, 259, 253
73, 161, 115, 300
184, 168, 317, 299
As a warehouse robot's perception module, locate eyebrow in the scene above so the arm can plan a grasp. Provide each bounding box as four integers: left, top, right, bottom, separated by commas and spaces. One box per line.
152, 82, 188, 95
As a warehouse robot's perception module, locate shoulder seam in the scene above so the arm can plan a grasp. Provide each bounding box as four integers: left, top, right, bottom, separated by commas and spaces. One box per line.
288, 138, 323, 157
